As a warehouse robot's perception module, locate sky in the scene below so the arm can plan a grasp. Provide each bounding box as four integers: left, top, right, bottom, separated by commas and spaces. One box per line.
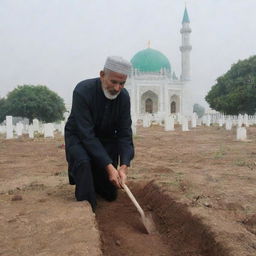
1, 0, 256, 108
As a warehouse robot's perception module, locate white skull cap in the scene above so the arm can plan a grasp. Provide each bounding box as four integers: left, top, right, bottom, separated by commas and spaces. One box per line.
104, 56, 132, 75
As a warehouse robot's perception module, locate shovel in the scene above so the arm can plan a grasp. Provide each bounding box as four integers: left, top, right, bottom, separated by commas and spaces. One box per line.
123, 184, 156, 234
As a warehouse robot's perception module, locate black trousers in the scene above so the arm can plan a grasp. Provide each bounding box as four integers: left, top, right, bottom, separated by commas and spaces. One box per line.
66, 142, 118, 211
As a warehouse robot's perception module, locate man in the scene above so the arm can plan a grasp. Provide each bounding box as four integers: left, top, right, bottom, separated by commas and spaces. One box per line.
65, 56, 134, 211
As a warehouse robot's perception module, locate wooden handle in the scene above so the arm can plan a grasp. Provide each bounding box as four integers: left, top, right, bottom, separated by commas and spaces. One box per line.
123, 184, 145, 218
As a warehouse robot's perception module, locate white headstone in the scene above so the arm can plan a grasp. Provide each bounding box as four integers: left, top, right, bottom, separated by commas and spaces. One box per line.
237, 117, 243, 127
0, 125, 6, 134
15, 122, 23, 136
206, 115, 211, 126
225, 119, 232, 130
54, 123, 60, 131
164, 116, 174, 131
23, 124, 29, 134
196, 119, 202, 126
6, 116, 13, 139
33, 119, 39, 132
142, 114, 151, 128
131, 115, 137, 135
177, 113, 182, 125
182, 117, 189, 131
60, 121, 65, 136
44, 123, 54, 138
28, 125, 34, 138
253, 115, 256, 124
170, 116, 175, 130
132, 122, 136, 135
38, 122, 44, 134
191, 113, 197, 128
64, 112, 69, 122
236, 127, 247, 141
218, 118, 224, 127
202, 115, 206, 125
244, 114, 249, 127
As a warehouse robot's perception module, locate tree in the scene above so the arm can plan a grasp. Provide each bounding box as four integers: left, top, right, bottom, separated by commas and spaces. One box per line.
0, 97, 7, 123
205, 55, 256, 115
193, 103, 205, 118
1, 85, 66, 123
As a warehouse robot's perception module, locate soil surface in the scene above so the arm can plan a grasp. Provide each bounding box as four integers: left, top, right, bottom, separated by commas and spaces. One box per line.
1, 124, 256, 255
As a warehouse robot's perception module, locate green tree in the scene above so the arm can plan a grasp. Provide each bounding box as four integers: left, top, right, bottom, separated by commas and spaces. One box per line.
0, 97, 7, 123
193, 103, 205, 118
205, 55, 256, 115
1, 85, 66, 123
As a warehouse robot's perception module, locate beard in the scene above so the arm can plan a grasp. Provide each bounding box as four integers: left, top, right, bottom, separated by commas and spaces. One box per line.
101, 84, 121, 100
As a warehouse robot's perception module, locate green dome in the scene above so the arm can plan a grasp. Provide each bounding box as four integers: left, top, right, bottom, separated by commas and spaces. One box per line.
131, 48, 171, 73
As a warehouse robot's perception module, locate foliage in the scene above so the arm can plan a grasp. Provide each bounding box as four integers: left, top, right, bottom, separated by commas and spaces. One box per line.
193, 103, 205, 118
205, 55, 256, 115
0, 85, 66, 123
0, 97, 7, 123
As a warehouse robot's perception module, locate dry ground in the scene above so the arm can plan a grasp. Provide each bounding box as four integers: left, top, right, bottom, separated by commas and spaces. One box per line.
0, 124, 256, 255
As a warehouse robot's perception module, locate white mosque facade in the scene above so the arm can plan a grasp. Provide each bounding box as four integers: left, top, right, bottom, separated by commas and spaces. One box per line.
125, 7, 193, 121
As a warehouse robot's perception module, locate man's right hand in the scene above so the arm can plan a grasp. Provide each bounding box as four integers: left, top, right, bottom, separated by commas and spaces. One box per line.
105, 164, 122, 189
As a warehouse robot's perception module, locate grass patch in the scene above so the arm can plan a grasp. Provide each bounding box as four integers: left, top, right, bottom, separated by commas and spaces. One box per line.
54, 170, 68, 176
213, 145, 226, 159
34, 132, 44, 138
234, 159, 247, 166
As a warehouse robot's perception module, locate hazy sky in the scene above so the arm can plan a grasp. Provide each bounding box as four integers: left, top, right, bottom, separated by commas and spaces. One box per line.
1, 0, 256, 107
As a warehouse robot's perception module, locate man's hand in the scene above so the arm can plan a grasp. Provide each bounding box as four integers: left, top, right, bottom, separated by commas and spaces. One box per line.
118, 165, 128, 187
106, 164, 122, 189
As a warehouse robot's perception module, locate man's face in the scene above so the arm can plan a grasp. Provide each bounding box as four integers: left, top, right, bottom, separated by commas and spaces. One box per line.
100, 70, 127, 96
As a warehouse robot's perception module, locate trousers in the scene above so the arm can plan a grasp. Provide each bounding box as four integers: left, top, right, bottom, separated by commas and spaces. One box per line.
66, 142, 118, 211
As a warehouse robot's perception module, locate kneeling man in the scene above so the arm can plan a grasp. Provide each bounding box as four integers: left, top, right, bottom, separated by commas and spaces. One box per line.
65, 56, 134, 211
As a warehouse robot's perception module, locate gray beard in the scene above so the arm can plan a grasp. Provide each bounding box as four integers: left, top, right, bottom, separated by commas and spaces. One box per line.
101, 85, 121, 100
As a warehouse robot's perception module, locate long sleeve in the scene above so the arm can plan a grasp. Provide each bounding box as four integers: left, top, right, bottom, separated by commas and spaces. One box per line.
71, 90, 112, 169
117, 94, 134, 166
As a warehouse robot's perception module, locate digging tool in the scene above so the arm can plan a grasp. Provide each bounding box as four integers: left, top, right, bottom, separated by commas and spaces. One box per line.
122, 184, 156, 234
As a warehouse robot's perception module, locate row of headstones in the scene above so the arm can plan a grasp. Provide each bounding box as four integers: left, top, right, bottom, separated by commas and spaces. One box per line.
136, 112, 256, 141
201, 113, 256, 128
139, 112, 198, 132
0, 116, 65, 139
202, 113, 256, 141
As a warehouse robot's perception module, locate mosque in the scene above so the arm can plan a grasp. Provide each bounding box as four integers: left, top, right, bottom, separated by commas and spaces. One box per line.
125, 7, 193, 120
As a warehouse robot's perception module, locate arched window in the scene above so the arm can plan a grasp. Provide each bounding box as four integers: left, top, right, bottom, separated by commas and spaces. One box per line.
171, 101, 176, 113
145, 98, 153, 113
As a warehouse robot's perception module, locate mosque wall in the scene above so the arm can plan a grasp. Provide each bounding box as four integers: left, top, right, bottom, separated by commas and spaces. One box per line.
127, 81, 185, 117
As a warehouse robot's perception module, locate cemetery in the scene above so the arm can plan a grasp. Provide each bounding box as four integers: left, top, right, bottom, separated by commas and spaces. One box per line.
1, 114, 256, 256
2, 0, 256, 254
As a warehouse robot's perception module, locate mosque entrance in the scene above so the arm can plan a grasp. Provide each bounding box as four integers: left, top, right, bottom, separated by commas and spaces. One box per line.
170, 95, 180, 114
141, 90, 158, 114
171, 101, 176, 113
145, 98, 153, 113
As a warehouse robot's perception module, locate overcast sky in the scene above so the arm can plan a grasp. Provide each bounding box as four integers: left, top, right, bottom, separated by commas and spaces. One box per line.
1, 0, 256, 107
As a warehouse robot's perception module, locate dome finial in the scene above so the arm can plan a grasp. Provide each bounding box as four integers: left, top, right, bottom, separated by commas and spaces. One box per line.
148, 40, 151, 48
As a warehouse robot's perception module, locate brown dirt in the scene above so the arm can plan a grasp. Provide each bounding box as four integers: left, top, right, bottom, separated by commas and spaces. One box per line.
1, 124, 256, 255
0, 136, 101, 256
96, 181, 228, 256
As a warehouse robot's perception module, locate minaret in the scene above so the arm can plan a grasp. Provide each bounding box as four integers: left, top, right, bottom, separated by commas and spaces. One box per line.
180, 7, 192, 81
